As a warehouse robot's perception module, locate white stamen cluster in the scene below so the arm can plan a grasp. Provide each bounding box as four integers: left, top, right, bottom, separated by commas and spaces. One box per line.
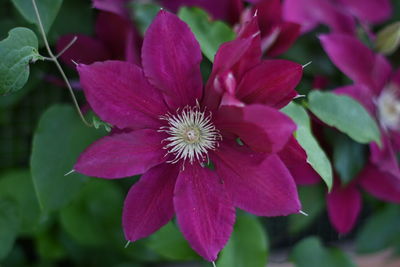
377, 86, 400, 131
159, 105, 221, 165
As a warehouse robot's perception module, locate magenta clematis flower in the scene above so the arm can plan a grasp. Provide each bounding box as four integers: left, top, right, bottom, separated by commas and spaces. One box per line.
319, 33, 400, 233
282, 0, 392, 34
74, 11, 301, 261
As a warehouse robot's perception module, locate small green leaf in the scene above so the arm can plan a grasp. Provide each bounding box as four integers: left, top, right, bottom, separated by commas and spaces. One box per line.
218, 215, 268, 267
129, 2, 162, 35
60, 180, 124, 247
282, 102, 333, 190
308, 91, 381, 145
288, 185, 325, 234
0, 199, 20, 260
326, 130, 367, 185
375, 21, 400, 55
178, 7, 236, 62
291, 237, 355, 267
30, 105, 106, 212
0, 170, 40, 234
11, 0, 63, 33
0, 27, 43, 95
356, 205, 400, 254
147, 221, 199, 261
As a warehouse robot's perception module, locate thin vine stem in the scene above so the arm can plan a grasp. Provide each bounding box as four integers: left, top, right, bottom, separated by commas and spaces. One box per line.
31, 0, 92, 127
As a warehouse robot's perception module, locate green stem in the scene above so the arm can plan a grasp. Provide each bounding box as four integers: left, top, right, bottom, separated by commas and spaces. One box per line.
31, 0, 92, 127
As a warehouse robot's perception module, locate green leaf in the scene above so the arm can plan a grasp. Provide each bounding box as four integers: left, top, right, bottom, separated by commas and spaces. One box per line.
11, 0, 63, 33
0, 199, 20, 260
129, 2, 162, 36
327, 130, 367, 185
375, 21, 400, 55
288, 185, 325, 234
291, 237, 355, 267
147, 221, 199, 261
0, 170, 40, 234
60, 179, 124, 247
308, 91, 381, 145
282, 102, 333, 190
30, 105, 106, 212
0, 27, 43, 95
178, 7, 236, 62
218, 215, 268, 267
356, 205, 400, 254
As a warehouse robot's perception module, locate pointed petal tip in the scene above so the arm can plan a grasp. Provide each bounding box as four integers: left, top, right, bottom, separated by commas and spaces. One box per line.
64, 169, 75, 176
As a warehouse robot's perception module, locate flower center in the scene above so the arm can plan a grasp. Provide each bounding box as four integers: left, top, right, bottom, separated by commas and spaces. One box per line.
377, 86, 400, 131
159, 105, 221, 164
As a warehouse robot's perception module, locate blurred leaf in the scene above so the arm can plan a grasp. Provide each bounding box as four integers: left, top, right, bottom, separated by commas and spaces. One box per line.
308, 91, 381, 145
47, 0, 94, 43
31, 105, 106, 212
327, 130, 367, 184
375, 21, 400, 55
0, 199, 19, 260
282, 102, 333, 190
129, 2, 161, 35
0, 170, 40, 234
178, 7, 235, 62
147, 221, 199, 261
60, 179, 124, 247
291, 237, 355, 267
0, 27, 43, 95
11, 0, 63, 33
289, 185, 325, 234
36, 230, 66, 260
218, 215, 268, 267
356, 205, 400, 254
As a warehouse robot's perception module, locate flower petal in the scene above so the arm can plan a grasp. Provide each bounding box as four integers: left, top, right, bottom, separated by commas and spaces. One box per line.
95, 12, 142, 65
337, 0, 392, 23
203, 17, 261, 110
203, 37, 256, 110
278, 136, 321, 185
78, 60, 168, 129
174, 163, 235, 261
266, 22, 301, 57
161, 0, 243, 25
236, 60, 302, 108
370, 133, 400, 177
283, 0, 355, 34
359, 164, 400, 203
57, 34, 111, 68
212, 141, 301, 216
327, 182, 361, 234
319, 34, 391, 91
74, 129, 166, 178
92, 0, 129, 17
142, 10, 203, 110
123, 163, 178, 242
215, 104, 296, 153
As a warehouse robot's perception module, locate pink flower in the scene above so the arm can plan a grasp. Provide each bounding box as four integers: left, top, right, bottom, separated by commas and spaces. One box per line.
282, 0, 392, 34
319, 33, 400, 233
74, 11, 301, 261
